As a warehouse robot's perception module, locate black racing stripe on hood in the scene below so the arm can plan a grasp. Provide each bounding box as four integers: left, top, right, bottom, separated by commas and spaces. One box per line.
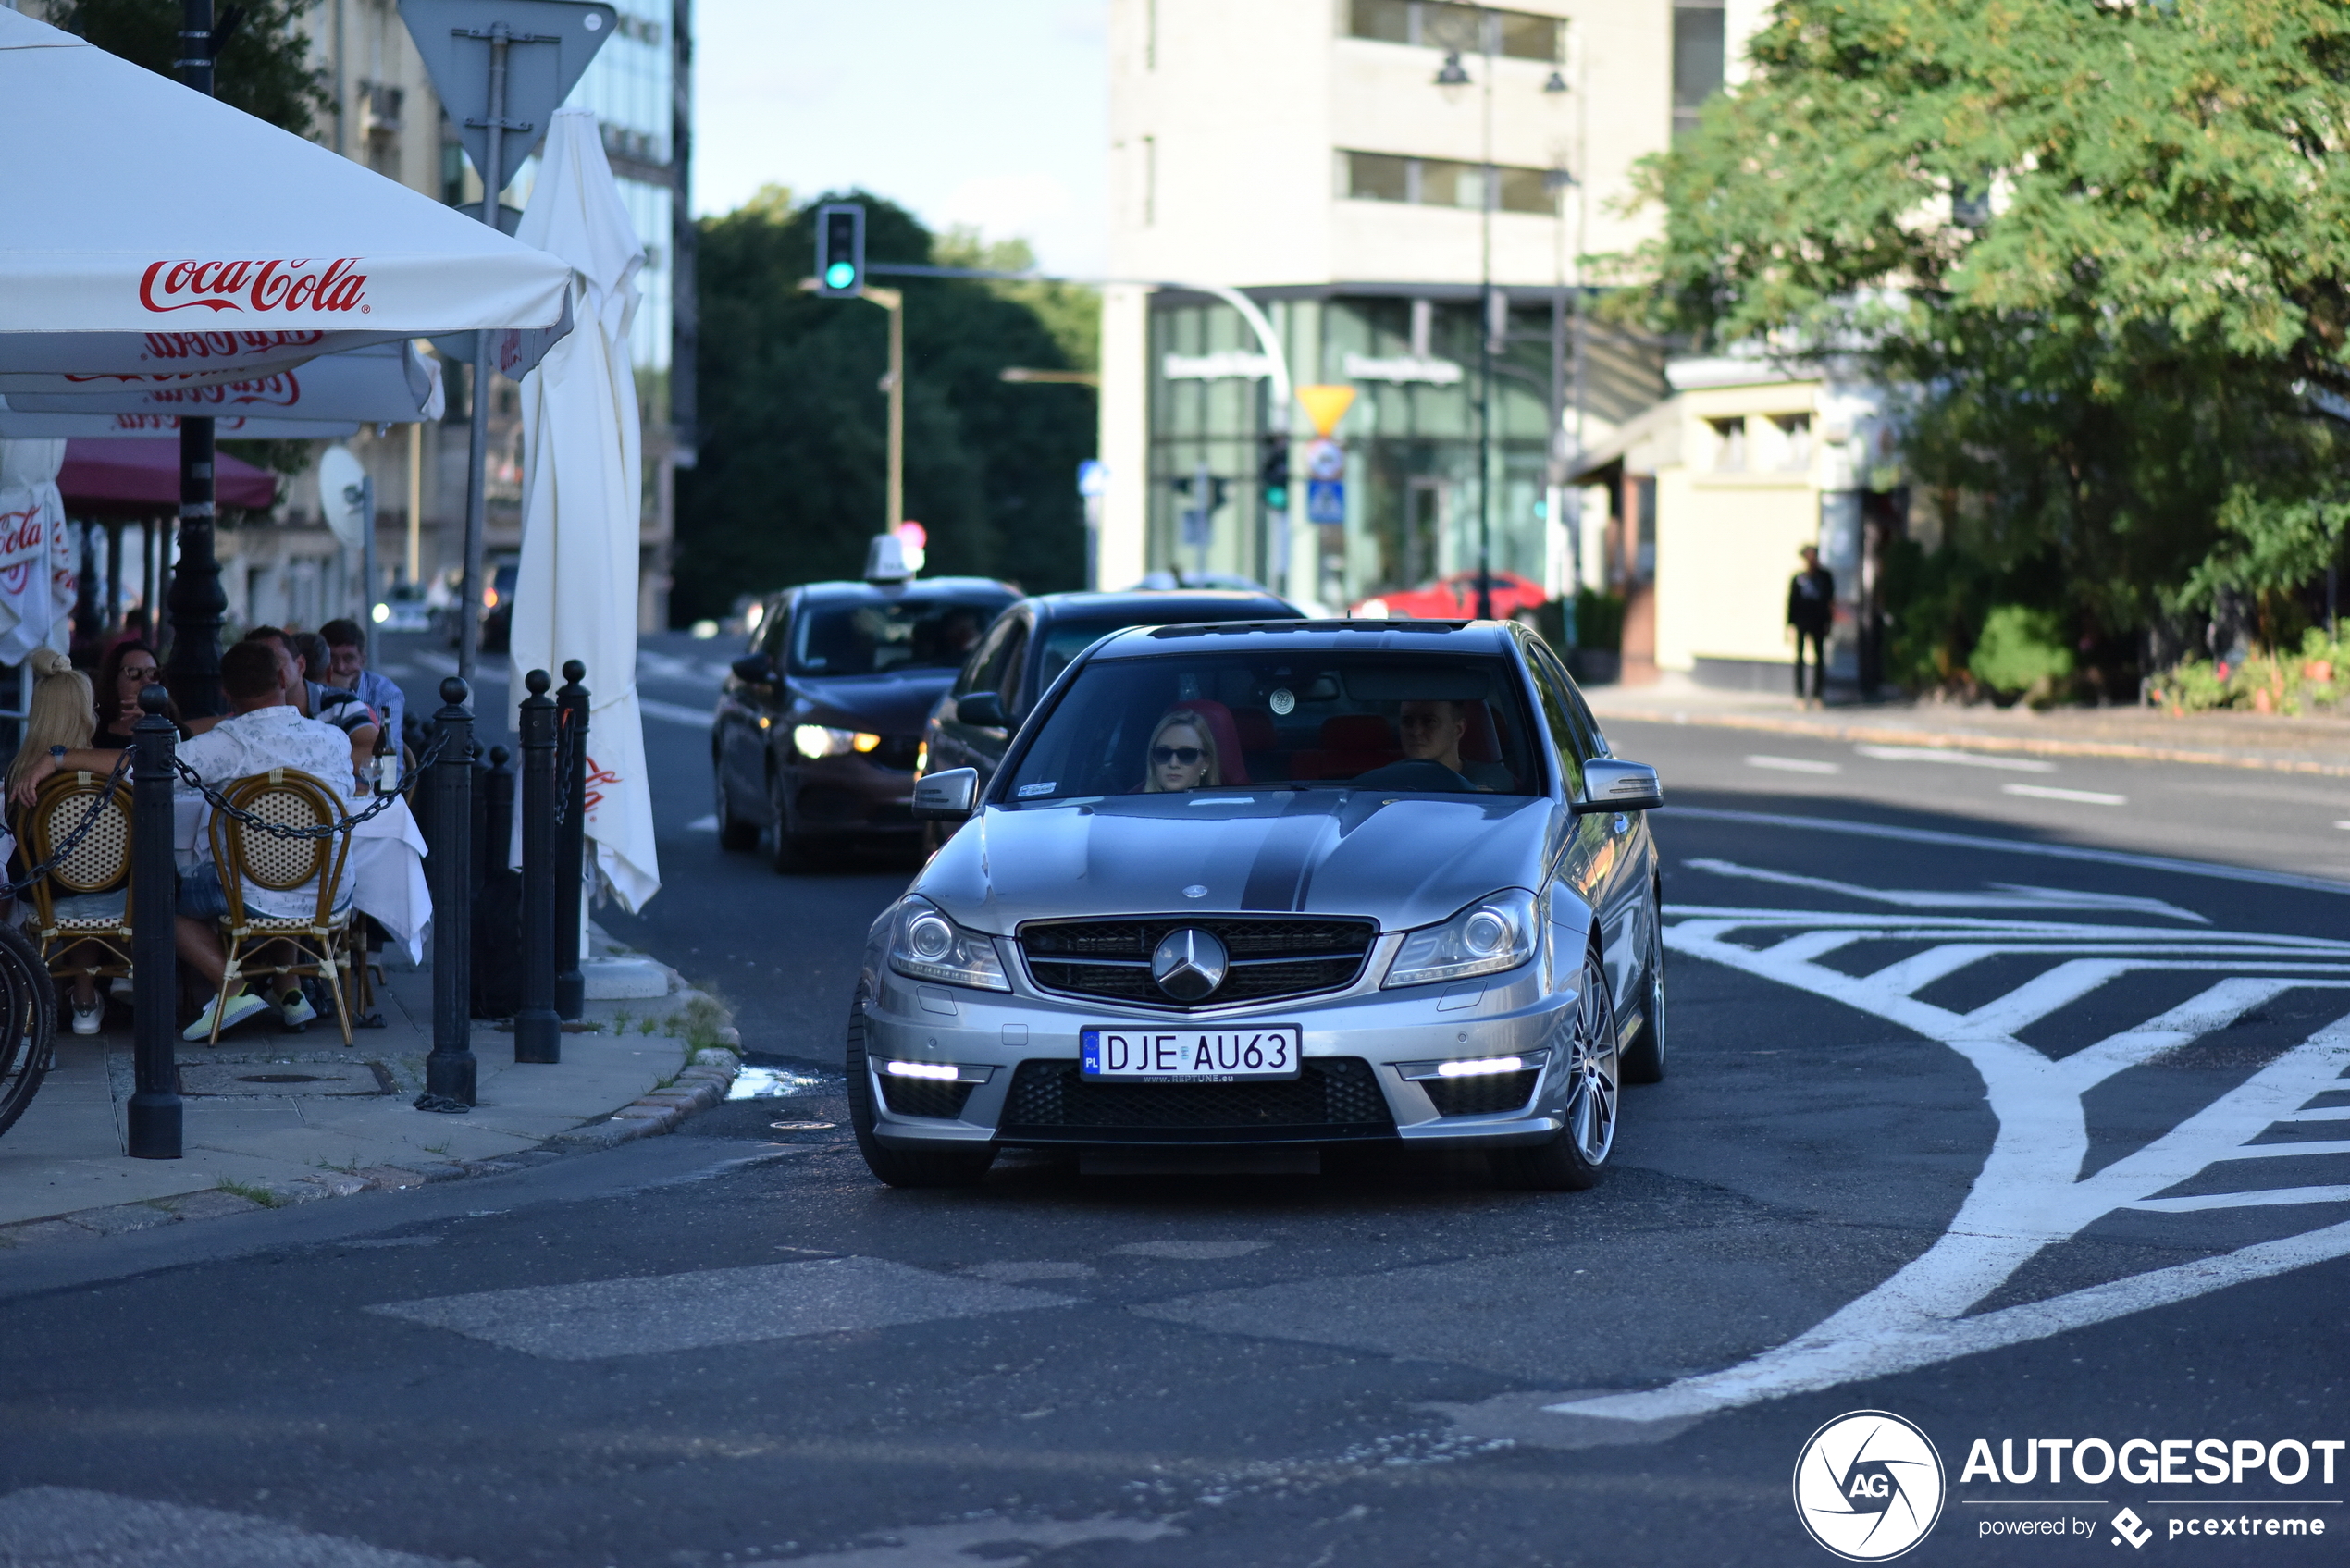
1240, 793, 1334, 911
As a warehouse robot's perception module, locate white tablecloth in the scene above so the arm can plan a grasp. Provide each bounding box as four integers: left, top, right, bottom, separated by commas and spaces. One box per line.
175, 791, 433, 963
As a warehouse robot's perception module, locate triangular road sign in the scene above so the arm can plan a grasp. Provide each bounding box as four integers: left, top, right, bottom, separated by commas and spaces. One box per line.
398, 0, 617, 196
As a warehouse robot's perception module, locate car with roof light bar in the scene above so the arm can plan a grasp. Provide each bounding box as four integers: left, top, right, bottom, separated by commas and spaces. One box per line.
846, 618, 1666, 1191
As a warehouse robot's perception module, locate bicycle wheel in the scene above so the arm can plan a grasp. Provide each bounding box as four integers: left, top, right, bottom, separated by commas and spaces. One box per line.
0, 919, 59, 1140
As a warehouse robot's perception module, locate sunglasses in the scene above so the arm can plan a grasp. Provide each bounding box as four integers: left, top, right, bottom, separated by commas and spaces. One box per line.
1151, 746, 1205, 766
122, 666, 159, 682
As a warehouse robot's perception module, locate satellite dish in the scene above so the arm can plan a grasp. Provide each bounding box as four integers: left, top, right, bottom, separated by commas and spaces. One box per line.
316, 446, 368, 550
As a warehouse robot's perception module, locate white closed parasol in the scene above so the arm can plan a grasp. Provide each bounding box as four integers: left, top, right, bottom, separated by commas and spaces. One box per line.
505, 108, 659, 913
0, 440, 76, 663
0, 9, 571, 379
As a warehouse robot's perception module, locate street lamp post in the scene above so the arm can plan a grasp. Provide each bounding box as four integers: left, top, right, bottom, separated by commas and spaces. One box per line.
1438, 14, 1497, 623
166, 0, 229, 718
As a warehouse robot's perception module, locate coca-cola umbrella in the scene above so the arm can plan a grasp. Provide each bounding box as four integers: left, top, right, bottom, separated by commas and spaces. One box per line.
0, 8, 572, 383
4, 340, 442, 424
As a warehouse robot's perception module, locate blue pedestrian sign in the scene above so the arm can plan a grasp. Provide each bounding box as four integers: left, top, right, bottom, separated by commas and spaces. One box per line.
1306, 479, 1345, 525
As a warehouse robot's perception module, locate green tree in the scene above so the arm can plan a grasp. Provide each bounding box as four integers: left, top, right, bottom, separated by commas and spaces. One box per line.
1626, 0, 2350, 663
674, 191, 1095, 623
51, 0, 328, 135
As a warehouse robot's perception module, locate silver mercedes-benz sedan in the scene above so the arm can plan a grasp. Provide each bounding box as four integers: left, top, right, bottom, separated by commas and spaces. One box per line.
848, 619, 1664, 1191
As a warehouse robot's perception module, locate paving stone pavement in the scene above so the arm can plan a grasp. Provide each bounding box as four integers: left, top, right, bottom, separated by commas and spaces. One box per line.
0, 934, 744, 1249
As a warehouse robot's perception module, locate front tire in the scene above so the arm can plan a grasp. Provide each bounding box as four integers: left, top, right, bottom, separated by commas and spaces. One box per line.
1493, 944, 1618, 1191
714, 763, 759, 851
845, 1000, 996, 1188
765, 771, 818, 874
1619, 882, 1667, 1084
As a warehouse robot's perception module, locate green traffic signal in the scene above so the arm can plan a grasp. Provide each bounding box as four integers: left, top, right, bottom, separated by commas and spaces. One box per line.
824, 261, 857, 290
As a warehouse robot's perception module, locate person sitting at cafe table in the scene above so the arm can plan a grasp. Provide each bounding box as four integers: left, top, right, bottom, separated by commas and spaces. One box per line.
88, 638, 179, 752
6, 648, 113, 1035
245, 625, 380, 792
16, 639, 360, 1041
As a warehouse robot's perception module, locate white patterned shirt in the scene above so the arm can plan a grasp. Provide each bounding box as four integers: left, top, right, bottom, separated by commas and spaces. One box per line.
178, 705, 360, 920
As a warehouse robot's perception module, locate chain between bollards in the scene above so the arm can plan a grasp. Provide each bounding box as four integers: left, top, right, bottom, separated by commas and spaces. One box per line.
126, 683, 181, 1159
422, 676, 476, 1111
553, 660, 588, 1019
515, 669, 562, 1063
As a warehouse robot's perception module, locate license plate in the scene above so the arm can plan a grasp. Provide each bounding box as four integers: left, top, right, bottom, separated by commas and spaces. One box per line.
1081, 1024, 1302, 1082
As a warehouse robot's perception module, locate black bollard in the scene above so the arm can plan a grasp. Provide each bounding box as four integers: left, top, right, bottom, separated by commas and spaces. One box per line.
482, 745, 514, 891
553, 660, 588, 1019
126, 683, 180, 1159
422, 677, 476, 1109
514, 671, 561, 1064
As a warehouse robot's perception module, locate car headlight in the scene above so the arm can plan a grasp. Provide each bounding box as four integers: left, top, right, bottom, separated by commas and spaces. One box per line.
1383, 888, 1540, 988
793, 724, 882, 759
887, 896, 1010, 991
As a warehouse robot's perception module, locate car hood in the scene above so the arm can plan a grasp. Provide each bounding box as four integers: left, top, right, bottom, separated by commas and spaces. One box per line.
786, 671, 953, 734
917, 790, 1564, 934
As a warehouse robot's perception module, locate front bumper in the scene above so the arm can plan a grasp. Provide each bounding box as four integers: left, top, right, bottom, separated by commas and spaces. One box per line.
860, 933, 1578, 1150
783, 752, 919, 837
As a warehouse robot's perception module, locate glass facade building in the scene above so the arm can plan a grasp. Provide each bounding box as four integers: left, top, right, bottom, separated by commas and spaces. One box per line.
1146, 290, 1592, 610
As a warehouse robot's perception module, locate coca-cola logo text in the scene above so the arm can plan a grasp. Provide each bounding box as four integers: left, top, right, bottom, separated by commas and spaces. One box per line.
136, 373, 303, 410
139, 259, 369, 316
142, 330, 328, 361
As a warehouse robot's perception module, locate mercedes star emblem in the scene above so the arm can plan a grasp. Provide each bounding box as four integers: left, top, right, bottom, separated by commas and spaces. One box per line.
1151, 927, 1229, 1002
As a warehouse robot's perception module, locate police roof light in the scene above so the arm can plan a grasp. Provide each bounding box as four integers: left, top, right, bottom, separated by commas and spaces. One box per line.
816, 203, 866, 298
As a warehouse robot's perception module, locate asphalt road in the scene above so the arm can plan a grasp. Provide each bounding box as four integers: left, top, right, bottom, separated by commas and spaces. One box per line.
2, 638, 2345, 1567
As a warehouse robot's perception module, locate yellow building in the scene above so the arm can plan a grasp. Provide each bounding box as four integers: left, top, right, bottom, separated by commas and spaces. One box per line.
1573, 358, 1902, 692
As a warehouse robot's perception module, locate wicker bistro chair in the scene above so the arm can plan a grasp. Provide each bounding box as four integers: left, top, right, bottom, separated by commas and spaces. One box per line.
204, 769, 358, 1047
19, 769, 136, 996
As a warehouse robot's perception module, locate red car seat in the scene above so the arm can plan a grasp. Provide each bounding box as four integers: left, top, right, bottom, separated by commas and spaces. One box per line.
1290, 713, 1402, 780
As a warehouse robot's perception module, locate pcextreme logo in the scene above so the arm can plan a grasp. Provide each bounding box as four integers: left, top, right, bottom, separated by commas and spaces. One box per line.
1795, 1410, 1948, 1561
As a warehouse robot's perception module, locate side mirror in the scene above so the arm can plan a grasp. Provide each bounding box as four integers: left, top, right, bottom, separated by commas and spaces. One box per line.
958, 690, 1008, 728
1574, 759, 1663, 814
730, 653, 774, 684
912, 767, 980, 821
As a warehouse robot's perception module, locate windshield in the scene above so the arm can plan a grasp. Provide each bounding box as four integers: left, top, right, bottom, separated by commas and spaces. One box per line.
1001, 650, 1543, 800
791, 598, 1002, 675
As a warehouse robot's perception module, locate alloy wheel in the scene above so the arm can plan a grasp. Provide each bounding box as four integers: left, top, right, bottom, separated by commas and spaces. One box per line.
1565, 948, 1619, 1167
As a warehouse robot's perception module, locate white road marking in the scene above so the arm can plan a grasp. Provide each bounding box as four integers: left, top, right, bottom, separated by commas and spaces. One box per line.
1682, 858, 2207, 923
1745, 754, 1842, 774
2337, 821, 2350, 831
1855, 744, 2059, 772
685, 813, 719, 833
2129, 1185, 2350, 1213
1548, 905, 2350, 1426
368, 1256, 1070, 1360
2002, 783, 2128, 806
639, 697, 715, 727
1664, 806, 2350, 897
742, 1515, 1179, 1567
0, 1486, 458, 1566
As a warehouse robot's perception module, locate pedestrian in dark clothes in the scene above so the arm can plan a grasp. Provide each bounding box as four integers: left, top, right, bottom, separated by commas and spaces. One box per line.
1787, 544, 1835, 705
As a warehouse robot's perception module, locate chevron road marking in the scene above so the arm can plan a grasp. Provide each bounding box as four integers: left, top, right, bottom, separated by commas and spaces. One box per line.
1551, 903, 2350, 1425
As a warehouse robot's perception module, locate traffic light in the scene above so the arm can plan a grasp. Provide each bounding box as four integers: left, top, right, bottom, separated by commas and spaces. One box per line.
815, 203, 866, 297
1258, 435, 1291, 512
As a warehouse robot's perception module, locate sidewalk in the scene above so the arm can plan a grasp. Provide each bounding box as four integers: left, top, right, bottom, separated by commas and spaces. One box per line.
1583, 672, 2350, 776
0, 931, 743, 1246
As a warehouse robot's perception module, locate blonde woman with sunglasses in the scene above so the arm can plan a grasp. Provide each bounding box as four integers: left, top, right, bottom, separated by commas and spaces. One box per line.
1143, 709, 1219, 793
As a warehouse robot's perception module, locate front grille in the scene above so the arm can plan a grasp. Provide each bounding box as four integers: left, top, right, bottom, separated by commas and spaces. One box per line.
872, 735, 921, 771
879, 1075, 975, 1119
996, 1056, 1394, 1144
1422, 1069, 1540, 1117
1020, 917, 1376, 1010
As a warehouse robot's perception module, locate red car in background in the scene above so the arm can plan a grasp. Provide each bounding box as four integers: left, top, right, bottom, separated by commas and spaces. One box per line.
1352, 570, 1547, 621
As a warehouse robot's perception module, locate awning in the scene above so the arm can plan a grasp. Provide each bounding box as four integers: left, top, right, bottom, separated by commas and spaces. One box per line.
0, 10, 571, 379
5, 340, 442, 423
58, 438, 277, 514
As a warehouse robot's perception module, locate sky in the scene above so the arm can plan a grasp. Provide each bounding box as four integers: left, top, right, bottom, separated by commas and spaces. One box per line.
691, 1, 1109, 275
